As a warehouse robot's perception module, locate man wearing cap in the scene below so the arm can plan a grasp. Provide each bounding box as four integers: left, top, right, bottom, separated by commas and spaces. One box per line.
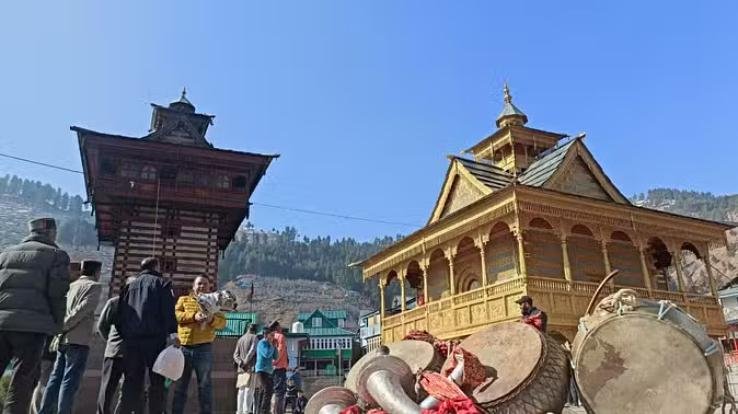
0, 217, 70, 414
117, 257, 177, 414
516, 295, 548, 333
270, 320, 289, 414
39, 260, 102, 414
233, 323, 258, 414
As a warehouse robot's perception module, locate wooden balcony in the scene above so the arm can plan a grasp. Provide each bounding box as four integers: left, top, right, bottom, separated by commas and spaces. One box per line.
381, 276, 727, 344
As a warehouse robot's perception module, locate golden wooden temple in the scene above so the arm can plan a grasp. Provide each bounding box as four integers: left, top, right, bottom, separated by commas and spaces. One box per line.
358, 84, 731, 343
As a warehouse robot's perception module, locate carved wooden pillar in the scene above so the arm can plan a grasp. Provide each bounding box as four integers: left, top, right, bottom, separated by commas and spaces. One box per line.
638, 245, 653, 294
379, 278, 386, 319
669, 249, 686, 293
446, 246, 457, 295
420, 259, 429, 305
560, 235, 572, 283
475, 233, 490, 287
703, 243, 718, 297
399, 269, 407, 312
514, 229, 527, 279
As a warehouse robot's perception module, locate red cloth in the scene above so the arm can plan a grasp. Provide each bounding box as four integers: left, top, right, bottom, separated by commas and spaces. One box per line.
340, 405, 362, 414
418, 371, 466, 400
422, 397, 481, 414
521, 310, 546, 332
366, 409, 387, 414
444, 346, 486, 390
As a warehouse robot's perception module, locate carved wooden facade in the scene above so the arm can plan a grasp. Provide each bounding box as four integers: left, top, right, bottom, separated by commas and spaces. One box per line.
359, 85, 730, 343
75, 91, 276, 297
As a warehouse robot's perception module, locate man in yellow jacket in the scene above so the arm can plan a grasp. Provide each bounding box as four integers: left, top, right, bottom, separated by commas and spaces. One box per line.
172, 276, 227, 414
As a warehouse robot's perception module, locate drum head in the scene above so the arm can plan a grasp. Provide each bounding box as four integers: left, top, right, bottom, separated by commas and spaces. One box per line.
344, 349, 380, 392
442, 322, 544, 405
575, 314, 713, 414
305, 387, 356, 414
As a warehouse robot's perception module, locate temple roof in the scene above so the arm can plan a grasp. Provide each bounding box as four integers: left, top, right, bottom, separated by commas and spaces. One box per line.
429, 137, 631, 223
496, 83, 528, 128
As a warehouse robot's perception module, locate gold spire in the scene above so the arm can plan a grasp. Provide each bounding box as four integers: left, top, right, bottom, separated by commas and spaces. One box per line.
503, 82, 512, 104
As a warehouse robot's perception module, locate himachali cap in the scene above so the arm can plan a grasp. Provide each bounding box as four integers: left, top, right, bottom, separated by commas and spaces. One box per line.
80, 260, 103, 275
515, 295, 533, 305
28, 218, 56, 232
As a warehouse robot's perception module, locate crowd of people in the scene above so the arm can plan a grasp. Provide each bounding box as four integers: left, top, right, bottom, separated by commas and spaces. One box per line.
0, 217, 309, 414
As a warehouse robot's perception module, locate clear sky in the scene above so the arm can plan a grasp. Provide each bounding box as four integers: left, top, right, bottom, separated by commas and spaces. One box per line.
0, 1, 736, 241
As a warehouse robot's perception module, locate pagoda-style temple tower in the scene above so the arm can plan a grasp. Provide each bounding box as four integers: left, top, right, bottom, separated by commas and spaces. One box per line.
74, 91, 277, 297
359, 84, 731, 343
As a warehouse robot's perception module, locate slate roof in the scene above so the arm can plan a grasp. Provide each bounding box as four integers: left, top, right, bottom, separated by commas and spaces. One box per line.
517, 139, 577, 186
454, 157, 513, 190
451, 138, 576, 191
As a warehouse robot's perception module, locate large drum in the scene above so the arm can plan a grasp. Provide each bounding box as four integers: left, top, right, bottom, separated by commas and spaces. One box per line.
441, 322, 570, 413
572, 289, 725, 414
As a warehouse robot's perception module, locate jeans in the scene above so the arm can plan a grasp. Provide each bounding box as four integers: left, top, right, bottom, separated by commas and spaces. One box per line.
272, 368, 287, 414
172, 343, 213, 414
0, 331, 45, 414
237, 384, 255, 414
97, 356, 124, 414
38, 343, 90, 414
252, 372, 273, 414
30, 357, 54, 414
120, 338, 166, 414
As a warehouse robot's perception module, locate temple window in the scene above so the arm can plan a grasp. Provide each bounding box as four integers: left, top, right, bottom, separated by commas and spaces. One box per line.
101, 159, 116, 175
177, 170, 194, 185
162, 257, 177, 273
120, 162, 139, 178
233, 175, 248, 189
216, 175, 230, 189
195, 173, 209, 187
141, 165, 157, 181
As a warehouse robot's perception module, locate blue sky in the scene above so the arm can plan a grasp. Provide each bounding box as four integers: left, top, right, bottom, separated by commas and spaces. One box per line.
0, 1, 736, 240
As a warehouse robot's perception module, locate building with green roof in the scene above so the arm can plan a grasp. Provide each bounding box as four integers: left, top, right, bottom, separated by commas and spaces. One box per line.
297, 309, 357, 375
216, 311, 260, 337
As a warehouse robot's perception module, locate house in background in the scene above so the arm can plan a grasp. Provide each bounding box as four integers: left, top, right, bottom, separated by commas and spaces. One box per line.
359, 310, 381, 353
298, 309, 357, 376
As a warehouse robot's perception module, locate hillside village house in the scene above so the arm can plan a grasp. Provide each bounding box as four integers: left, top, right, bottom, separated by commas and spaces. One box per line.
359, 310, 381, 353
358, 85, 731, 344
298, 310, 356, 375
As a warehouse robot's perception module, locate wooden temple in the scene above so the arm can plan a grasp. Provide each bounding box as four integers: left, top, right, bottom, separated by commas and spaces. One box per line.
359, 84, 731, 343
74, 90, 277, 297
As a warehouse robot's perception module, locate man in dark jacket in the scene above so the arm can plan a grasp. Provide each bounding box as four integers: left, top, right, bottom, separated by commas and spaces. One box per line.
97, 276, 138, 414
0, 218, 70, 414
117, 257, 177, 414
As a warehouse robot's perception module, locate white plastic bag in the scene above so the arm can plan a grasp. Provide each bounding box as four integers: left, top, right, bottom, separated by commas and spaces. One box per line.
153, 345, 185, 381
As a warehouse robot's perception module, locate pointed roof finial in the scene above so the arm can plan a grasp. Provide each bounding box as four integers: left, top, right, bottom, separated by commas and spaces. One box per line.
169, 87, 195, 112
503, 82, 512, 104
496, 82, 528, 128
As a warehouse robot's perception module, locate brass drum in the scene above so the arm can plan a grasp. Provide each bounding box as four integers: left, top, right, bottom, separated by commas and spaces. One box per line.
572, 289, 725, 414
344, 340, 442, 393
441, 322, 569, 413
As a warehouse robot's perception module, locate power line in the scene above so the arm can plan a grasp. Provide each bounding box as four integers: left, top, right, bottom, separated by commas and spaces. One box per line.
0, 152, 84, 174
0, 150, 422, 228
252, 202, 421, 228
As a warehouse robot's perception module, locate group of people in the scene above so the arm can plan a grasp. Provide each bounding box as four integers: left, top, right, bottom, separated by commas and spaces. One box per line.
233, 321, 307, 414
0, 217, 232, 414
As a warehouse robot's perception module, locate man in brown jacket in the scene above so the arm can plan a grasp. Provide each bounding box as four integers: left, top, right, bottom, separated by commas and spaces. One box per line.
0, 218, 70, 414
233, 323, 258, 414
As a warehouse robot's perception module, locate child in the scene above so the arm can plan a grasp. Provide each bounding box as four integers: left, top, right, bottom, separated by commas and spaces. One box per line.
285, 378, 298, 412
